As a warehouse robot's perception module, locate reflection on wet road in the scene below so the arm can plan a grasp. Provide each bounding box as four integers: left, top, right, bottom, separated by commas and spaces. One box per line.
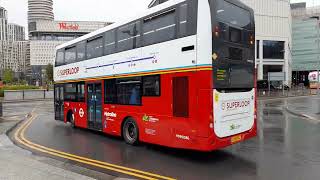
15, 97, 320, 180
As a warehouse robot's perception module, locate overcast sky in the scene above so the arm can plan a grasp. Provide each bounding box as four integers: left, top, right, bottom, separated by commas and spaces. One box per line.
0, 0, 150, 29
0, 0, 319, 31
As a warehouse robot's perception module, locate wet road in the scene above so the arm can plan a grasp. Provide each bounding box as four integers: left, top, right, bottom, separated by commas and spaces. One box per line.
10, 97, 320, 180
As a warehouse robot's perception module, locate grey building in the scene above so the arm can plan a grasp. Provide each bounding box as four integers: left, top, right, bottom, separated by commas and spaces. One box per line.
27, 0, 112, 85
28, 0, 54, 24
0, 7, 8, 41
291, 3, 320, 85
0, 6, 28, 80
8, 23, 25, 41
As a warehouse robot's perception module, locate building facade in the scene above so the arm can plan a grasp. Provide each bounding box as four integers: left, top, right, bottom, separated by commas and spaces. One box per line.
8, 23, 25, 41
148, 0, 293, 85
291, 3, 320, 85
0, 7, 8, 41
240, 0, 292, 85
0, 6, 28, 80
29, 20, 111, 84
28, 0, 54, 23
0, 41, 28, 73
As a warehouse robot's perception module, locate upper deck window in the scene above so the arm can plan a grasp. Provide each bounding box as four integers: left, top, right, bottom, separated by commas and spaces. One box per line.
86, 36, 103, 59
104, 30, 116, 55
117, 21, 141, 52
77, 41, 86, 61
56, 49, 64, 66
216, 0, 251, 29
65, 46, 76, 64
143, 8, 176, 46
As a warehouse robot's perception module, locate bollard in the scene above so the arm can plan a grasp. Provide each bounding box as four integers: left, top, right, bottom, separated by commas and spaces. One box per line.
0, 100, 3, 117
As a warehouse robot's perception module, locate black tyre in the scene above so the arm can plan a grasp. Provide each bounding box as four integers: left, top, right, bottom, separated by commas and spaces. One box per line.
123, 118, 139, 145
68, 112, 76, 128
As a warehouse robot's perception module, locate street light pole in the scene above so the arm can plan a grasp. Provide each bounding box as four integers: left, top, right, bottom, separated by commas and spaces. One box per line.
317, 18, 320, 96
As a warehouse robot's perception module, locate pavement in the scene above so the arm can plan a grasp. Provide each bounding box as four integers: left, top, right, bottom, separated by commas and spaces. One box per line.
285, 96, 320, 122
0, 102, 122, 180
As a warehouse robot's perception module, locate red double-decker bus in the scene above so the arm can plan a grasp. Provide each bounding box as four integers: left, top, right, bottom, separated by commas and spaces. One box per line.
54, 0, 257, 151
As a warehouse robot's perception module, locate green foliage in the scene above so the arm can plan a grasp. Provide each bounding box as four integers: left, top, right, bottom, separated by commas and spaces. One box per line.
46, 64, 54, 83
3, 69, 14, 84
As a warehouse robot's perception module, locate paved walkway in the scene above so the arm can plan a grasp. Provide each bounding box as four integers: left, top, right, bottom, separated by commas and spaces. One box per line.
286, 96, 320, 121
0, 102, 120, 180
0, 114, 100, 180
0, 135, 96, 180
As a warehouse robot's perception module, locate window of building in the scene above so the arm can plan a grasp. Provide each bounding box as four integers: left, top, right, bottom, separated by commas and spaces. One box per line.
143, 8, 176, 46
263, 40, 285, 59
65, 46, 76, 64
143, 75, 160, 96
104, 30, 116, 55
117, 21, 141, 52
56, 49, 64, 66
77, 41, 86, 62
86, 36, 103, 59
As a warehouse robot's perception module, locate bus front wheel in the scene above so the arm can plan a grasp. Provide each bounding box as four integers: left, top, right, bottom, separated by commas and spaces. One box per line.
122, 118, 139, 145
67, 111, 76, 128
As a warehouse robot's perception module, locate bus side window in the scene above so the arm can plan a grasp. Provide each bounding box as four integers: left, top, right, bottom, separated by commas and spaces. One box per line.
56, 49, 64, 66
65, 46, 76, 64
117, 21, 141, 52
77, 41, 86, 62
104, 79, 117, 104
143, 75, 160, 96
143, 8, 176, 46
86, 36, 103, 60
64, 83, 77, 102
179, 3, 188, 37
77, 83, 85, 102
104, 30, 116, 55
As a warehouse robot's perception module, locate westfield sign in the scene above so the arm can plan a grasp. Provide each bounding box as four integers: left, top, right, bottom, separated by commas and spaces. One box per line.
58, 22, 79, 30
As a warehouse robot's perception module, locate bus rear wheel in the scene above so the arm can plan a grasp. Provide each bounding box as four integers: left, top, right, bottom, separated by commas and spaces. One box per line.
123, 118, 139, 145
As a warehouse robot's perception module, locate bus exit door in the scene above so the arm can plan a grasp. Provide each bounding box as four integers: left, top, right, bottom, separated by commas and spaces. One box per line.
87, 82, 103, 131
54, 85, 64, 121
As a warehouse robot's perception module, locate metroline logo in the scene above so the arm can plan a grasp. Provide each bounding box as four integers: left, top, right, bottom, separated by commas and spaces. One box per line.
57, 67, 80, 77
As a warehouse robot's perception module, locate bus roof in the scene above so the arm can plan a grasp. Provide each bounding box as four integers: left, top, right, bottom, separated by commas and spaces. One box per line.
56, 0, 186, 51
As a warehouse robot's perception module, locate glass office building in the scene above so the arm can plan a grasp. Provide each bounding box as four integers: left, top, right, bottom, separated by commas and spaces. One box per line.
291, 3, 320, 85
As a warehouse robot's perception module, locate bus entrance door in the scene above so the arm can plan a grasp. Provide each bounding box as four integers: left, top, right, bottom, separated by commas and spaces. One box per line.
87, 82, 103, 131
54, 85, 64, 121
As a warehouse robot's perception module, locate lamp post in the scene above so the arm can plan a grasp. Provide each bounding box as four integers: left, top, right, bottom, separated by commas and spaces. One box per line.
316, 17, 320, 96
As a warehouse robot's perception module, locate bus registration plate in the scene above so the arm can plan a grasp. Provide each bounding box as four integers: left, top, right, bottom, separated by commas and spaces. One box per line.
231, 135, 242, 144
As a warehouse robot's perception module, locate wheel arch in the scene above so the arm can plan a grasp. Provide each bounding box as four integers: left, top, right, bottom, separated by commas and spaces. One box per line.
121, 116, 135, 138
66, 109, 73, 123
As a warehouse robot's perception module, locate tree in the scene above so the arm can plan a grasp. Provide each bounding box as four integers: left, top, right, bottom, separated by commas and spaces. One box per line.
45, 64, 53, 83
3, 69, 14, 84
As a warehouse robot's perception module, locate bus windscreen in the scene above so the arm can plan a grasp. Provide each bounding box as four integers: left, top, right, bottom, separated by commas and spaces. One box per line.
216, 0, 251, 29
211, 0, 255, 90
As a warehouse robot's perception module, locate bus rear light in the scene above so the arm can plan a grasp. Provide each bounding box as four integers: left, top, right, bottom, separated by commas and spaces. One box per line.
249, 34, 254, 45
214, 26, 220, 37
